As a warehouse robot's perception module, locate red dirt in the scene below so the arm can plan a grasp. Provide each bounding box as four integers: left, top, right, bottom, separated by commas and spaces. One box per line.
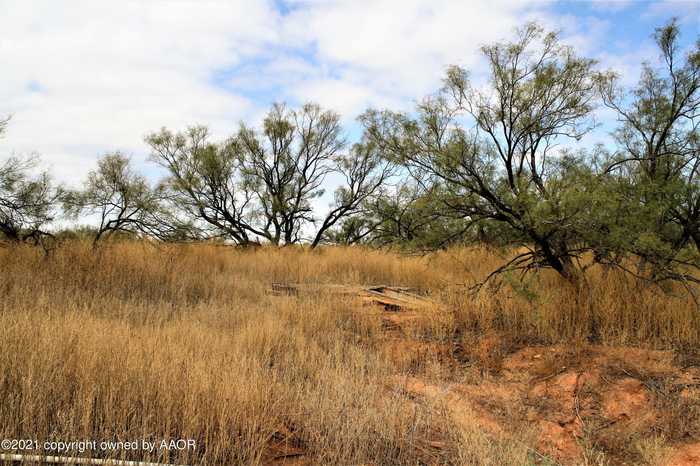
537, 420, 583, 462
393, 375, 505, 436
666, 442, 700, 465
602, 377, 651, 421
366, 293, 696, 465
385, 334, 700, 464
272, 284, 700, 465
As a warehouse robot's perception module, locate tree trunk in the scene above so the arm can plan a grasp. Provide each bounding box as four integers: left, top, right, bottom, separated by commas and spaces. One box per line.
539, 238, 581, 286
558, 256, 582, 285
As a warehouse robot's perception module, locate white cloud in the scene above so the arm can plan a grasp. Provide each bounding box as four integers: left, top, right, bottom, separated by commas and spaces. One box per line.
644, 0, 700, 23
280, 0, 550, 113
0, 0, 279, 184
3, 0, 693, 192
589, 0, 635, 13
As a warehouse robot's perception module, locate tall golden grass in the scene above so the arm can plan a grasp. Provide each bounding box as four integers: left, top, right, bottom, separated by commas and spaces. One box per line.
0, 241, 696, 464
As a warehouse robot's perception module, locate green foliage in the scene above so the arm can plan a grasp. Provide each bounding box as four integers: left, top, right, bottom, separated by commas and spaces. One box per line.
362, 23, 600, 283
147, 103, 394, 247
0, 117, 63, 244
594, 18, 700, 282
66, 152, 190, 245
354, 19, 700, 291
327, 181, 470, 250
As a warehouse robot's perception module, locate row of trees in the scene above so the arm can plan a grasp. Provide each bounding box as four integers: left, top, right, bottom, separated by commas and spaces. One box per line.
2, 20, 699, 288
0, 104, 396, 250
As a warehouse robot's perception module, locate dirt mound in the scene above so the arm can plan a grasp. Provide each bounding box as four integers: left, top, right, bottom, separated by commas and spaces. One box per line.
393, 375, 505, 436
602, 377, 651, 420
273, 283, 700, 465
385, 335, 700, 465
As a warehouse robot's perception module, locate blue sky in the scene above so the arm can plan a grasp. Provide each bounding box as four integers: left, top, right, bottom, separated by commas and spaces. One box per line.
0, 0, 698, 189
551, 1, 698, 60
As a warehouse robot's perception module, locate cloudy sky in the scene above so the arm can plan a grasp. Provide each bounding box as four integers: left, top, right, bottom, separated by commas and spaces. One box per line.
1, 0, 699, 187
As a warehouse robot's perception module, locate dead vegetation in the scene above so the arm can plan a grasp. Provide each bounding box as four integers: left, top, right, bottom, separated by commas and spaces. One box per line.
1, 241, 699, 465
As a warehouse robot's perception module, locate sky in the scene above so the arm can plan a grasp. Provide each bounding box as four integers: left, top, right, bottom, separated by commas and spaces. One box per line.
1, 0, 699, 191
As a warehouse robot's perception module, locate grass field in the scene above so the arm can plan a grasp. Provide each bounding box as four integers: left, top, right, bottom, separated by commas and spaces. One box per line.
1, 242, 699, 465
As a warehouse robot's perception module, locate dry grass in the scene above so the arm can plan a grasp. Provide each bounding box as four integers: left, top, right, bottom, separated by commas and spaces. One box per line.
434, 247, 700, 348
0, 241, 698, 465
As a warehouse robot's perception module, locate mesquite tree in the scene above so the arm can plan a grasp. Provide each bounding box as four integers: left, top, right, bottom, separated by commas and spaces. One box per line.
596, 19, 700, 283
326, 181, 468, 249
0, 156, 62, 244
0, 119, 63, 245
66, 152, 187, 246
147, 103, 393, 247
362, 23, 599, 284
